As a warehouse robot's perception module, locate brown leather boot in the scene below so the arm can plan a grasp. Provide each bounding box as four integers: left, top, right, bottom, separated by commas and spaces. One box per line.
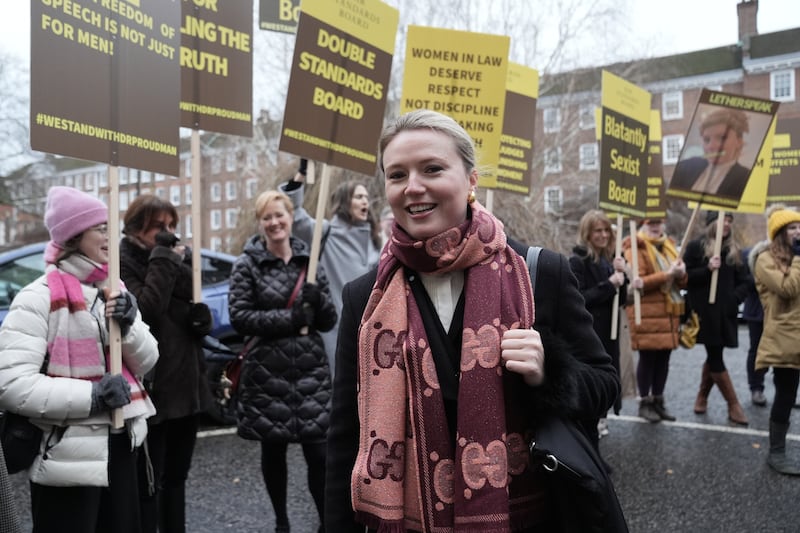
711, 370, 749, 426
693, 363, 714, 414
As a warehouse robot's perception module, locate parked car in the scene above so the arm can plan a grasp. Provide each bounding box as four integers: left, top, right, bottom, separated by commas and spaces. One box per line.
0, 242, 240, 424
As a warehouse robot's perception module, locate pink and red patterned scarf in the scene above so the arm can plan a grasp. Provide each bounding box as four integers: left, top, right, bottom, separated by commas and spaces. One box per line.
46, 255, 151, 420
352, 203, 546, 533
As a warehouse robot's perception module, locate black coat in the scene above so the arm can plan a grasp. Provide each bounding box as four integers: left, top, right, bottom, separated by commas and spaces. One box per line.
569, 245, 628, 360
228, 235, 337, 442
684, 238, 751, 347
325, 243, 623, 532
119, 238, 213, 423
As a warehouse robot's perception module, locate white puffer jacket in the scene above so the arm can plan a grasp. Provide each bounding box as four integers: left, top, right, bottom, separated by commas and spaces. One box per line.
0, 271, 158, 487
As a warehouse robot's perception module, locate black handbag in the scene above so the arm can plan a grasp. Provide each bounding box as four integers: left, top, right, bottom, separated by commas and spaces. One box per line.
0, 412, 42, 474
0, 351, 50, 475
529, 415, 628, 533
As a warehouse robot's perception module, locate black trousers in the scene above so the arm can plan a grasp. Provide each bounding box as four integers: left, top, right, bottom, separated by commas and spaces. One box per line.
138, 415, 199, 533
30, 432, 142, 533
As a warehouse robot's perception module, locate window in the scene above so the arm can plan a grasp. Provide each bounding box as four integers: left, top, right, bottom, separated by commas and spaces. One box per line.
543, 108, 560, 133
141, 171, 151, 183
184, 184, 192, 205
210, 183, 222, 202
662, 91, 683, 120
211, 156, 222, 174
543, 147, 562, 174
170, 185, 181, 205
118, 168, 127, 185
246, 151, 258, 169
185, 214, 193, 238
128, 169, 138, 184
85, 173, 95, 189
578, 105, 595, 130
210, 237, 222, 251
155, 173, 165, 182
99, 171, 108, 188
210, 209, 222, 230
579, 143, 598, 170
119, 191, 129, 211
246, 178, 258, 199
184, 157, 192, 177
771, 69, 795, 102
225, 152, 237, 172
226, 208, 238, 228
544, 186, 563, 214
74, 174, 83, 190
155, 187, 166, 199
225, 181, 237, 201
663, 135, 684, 164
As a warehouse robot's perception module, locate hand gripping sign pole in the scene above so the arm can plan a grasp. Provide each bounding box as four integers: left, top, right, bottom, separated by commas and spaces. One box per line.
298, 163, 332, 336
107, 166, 124, 429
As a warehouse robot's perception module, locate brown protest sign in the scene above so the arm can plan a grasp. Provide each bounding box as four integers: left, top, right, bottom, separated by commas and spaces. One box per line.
31, 0, 180, 176
496, 62, 538, 195
279, 0, 398, 176
259, 0, 300, 34
181, 0, 253, 136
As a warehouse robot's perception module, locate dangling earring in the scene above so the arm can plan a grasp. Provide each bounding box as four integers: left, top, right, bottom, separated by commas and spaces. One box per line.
467, 189, 476, 204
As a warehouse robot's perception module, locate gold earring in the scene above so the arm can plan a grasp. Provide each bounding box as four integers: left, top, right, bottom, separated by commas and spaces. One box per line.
468, 189, 476, 204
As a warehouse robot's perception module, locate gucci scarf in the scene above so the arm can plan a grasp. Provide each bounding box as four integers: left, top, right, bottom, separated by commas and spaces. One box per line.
46, 254, 153, 421
352, 203, 545, 533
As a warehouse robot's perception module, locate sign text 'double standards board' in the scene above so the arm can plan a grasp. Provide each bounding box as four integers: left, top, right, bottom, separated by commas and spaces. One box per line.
279, 0, 398, 176
30, 0, 180, 176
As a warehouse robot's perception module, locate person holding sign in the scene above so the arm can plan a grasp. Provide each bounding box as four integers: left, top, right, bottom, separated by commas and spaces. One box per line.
569, 210, 628, 445
118, 195, 215, 533
0, 187, 158, 533
670, 108, 751, 201
228, 190, 337, 533
325, 110, 624, 532
752, 208, 800, 475
623, 218, 687, 423
280, 161, 382, 377
683, 212, 750, 426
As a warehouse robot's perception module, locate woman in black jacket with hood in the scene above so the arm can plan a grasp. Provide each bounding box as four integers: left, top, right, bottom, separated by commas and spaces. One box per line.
229, 190, 337, 533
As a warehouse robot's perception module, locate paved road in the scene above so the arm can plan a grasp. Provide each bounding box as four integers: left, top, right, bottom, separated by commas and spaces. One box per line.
7, 326, 800, 532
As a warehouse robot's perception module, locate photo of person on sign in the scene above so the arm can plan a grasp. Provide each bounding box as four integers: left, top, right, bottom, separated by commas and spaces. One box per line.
670, 107, 754, 202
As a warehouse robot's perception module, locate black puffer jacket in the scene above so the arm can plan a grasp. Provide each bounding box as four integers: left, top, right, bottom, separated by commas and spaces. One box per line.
228, 235, 337, 442
119, 237, 214, 423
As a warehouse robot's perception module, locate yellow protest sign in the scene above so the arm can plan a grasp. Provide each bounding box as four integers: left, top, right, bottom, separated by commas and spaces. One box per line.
401, 26, 510, 188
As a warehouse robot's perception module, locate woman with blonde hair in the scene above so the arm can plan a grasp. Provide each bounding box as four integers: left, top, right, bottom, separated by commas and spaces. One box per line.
229, 190, 338, 532
569, 210, 628, 442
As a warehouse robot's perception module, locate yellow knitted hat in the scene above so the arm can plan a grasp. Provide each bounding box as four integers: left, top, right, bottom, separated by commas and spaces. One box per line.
768, 209, 800, 241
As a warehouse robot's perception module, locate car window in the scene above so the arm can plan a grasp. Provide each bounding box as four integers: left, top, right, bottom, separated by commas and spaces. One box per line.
201, 255, 233, 285
0, 251, 45, 307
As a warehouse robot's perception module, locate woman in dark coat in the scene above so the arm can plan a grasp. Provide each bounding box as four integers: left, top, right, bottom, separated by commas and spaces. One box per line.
325, 110, 624, 533
684, 211, 751, 426
570, 210, 629, 444
120, 194, 214, 533
229, 190, 337, 533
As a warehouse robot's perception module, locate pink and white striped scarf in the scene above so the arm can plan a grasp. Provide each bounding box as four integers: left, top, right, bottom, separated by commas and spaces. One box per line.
46, 255, 152, 420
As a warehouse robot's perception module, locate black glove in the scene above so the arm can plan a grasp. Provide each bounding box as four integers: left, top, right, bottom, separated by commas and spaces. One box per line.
155, 230, 179, 248
90, 373, 131, 415
792, 239, 800, 256
301, 282, 322, 309
109, 291, 137, 337
188, 302, 213, 337
290, 299, 313, 330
